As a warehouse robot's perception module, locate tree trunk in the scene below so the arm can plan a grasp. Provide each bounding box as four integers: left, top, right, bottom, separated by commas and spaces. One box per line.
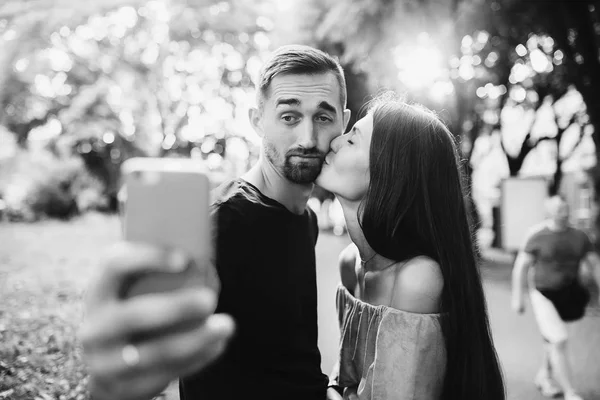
550, 146, 563, 196
545, 2, 600, 242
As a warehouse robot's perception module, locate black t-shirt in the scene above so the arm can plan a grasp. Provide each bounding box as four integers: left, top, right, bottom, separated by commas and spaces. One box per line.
524, 224, 592, 290
180, 179, 328, 400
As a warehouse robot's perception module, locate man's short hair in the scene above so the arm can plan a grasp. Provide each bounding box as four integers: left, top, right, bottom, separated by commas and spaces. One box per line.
256, 45, 347, 111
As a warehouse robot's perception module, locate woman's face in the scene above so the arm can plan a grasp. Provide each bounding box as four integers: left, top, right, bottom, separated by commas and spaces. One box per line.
316, 113, 373, 201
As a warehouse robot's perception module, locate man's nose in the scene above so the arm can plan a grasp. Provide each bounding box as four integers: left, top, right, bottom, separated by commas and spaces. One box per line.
298, 119, 317, 149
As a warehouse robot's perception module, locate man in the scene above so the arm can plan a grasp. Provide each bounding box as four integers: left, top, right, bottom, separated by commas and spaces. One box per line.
512, 195, 600, 400
81, 45, 351, 400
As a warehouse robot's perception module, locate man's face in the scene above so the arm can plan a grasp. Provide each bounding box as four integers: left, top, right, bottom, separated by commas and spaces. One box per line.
251, 72, 350, 184
547, 197, 570, 226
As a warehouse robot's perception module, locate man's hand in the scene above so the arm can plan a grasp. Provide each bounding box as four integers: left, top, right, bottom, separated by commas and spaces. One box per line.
343, 387, 360, 400
326, 387, 344, 400
511, 296, 525, 314
80, 242, 235, 400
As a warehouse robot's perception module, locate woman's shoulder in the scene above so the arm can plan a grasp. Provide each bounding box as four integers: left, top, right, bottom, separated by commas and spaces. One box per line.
389, 255, 444, 314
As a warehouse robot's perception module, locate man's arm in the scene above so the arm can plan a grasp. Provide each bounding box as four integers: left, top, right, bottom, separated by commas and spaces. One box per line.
338, 243, 358, 296
583, 251, 600, 304
511, 251, 534, 314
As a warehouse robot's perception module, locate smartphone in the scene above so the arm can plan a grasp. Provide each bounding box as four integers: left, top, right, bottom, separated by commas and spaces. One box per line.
119, 157, 217, 298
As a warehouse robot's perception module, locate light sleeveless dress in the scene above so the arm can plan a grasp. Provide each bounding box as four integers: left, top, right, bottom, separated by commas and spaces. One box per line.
332, 284, 447, 400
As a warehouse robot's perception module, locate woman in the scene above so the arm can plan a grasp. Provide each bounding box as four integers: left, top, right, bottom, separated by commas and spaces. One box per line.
317, 95, 505, 400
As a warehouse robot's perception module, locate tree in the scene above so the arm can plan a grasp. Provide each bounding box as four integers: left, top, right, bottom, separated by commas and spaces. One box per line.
297, 0, 481, 227
456, 0, 597, 181
1, 0, 272, 205
295, 0, 599, 234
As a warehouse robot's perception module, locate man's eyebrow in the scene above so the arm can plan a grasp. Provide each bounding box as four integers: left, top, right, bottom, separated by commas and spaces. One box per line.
318, 101, 337, 114
276, 98, 301, 107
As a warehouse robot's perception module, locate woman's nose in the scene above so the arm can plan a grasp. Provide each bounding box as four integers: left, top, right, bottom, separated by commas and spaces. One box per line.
329, 135, 343, 152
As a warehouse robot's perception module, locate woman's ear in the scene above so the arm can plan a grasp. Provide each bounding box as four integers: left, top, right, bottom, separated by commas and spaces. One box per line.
248, 107, 264, 138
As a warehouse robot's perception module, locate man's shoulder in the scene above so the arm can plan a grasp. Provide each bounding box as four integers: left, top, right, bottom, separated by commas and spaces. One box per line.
212, 179, 250, 206
210, 179, 255, 224
567, 225, 589, 237
521, 222, 549, 253
566, 226, 593, 245
525, 222, 549, 242
211, 179, 264, 212
306, 204, 318, 224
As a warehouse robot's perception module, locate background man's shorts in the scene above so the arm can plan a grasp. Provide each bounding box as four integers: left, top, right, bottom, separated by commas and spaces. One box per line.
530, 282, 589, 343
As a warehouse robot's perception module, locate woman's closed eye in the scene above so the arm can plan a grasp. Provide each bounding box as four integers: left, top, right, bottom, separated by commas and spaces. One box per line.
344, 128, 357, 144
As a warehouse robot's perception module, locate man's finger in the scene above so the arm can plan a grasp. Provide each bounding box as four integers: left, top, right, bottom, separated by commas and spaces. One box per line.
81, 288, 217, 349
88, 368, 171, 400
85, 241, 190, 308
86, 313, 234, 379
142, 313, 235, 378
175, 314, 235, 378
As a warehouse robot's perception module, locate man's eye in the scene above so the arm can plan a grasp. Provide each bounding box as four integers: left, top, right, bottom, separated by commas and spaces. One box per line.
317, 115, 332, 122
282, 115, 297, 122
347, 139, 354, 145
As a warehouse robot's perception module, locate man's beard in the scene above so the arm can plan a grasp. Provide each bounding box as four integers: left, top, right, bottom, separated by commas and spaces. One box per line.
265, 143, 325, 184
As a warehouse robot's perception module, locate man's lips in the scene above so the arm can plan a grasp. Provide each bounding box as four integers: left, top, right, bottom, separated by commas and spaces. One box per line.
289, 154, 322, 158
288, 154, 324, 161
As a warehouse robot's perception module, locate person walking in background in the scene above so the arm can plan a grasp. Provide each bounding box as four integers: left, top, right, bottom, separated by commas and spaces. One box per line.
317, 94, 505, 400
512, 195, 600, 400
81, 44, 351, 400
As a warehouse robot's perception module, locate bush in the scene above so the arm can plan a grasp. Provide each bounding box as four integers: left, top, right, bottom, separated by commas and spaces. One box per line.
2, 151, 108, 221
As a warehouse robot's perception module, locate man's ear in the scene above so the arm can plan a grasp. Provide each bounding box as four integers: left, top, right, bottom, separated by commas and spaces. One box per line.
342, 109, 352, 132
248, 107, 264, 138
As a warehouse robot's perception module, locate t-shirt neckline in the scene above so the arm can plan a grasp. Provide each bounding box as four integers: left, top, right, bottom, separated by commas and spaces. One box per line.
237, 178, 309, 218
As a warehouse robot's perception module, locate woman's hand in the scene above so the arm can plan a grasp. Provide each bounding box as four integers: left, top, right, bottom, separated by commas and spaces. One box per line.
343, 386, 360, 400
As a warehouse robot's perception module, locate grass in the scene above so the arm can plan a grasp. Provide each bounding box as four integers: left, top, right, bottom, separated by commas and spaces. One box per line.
4, 212, 599, 400
0, 213, 120, 400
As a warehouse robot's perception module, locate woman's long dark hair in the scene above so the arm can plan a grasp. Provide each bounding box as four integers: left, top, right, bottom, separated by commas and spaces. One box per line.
359, 96, 505, 400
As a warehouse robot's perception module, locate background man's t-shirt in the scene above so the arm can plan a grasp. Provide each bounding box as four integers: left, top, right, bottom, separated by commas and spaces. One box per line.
524, 225, 592, 290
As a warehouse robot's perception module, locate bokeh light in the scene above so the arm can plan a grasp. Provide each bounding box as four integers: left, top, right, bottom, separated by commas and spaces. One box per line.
394, 33, 446, 89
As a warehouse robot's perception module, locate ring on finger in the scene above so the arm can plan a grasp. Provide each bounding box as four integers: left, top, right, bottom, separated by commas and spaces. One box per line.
121, 344, 140, 367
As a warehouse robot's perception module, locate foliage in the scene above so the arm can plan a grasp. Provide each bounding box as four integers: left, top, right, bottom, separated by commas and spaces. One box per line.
301, 0, 598, 190
0, 304, 89, 400
0, 215, 122, 400
454, 1, 598, 186
1, 151, 108, 221
0, 0, 270, 210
